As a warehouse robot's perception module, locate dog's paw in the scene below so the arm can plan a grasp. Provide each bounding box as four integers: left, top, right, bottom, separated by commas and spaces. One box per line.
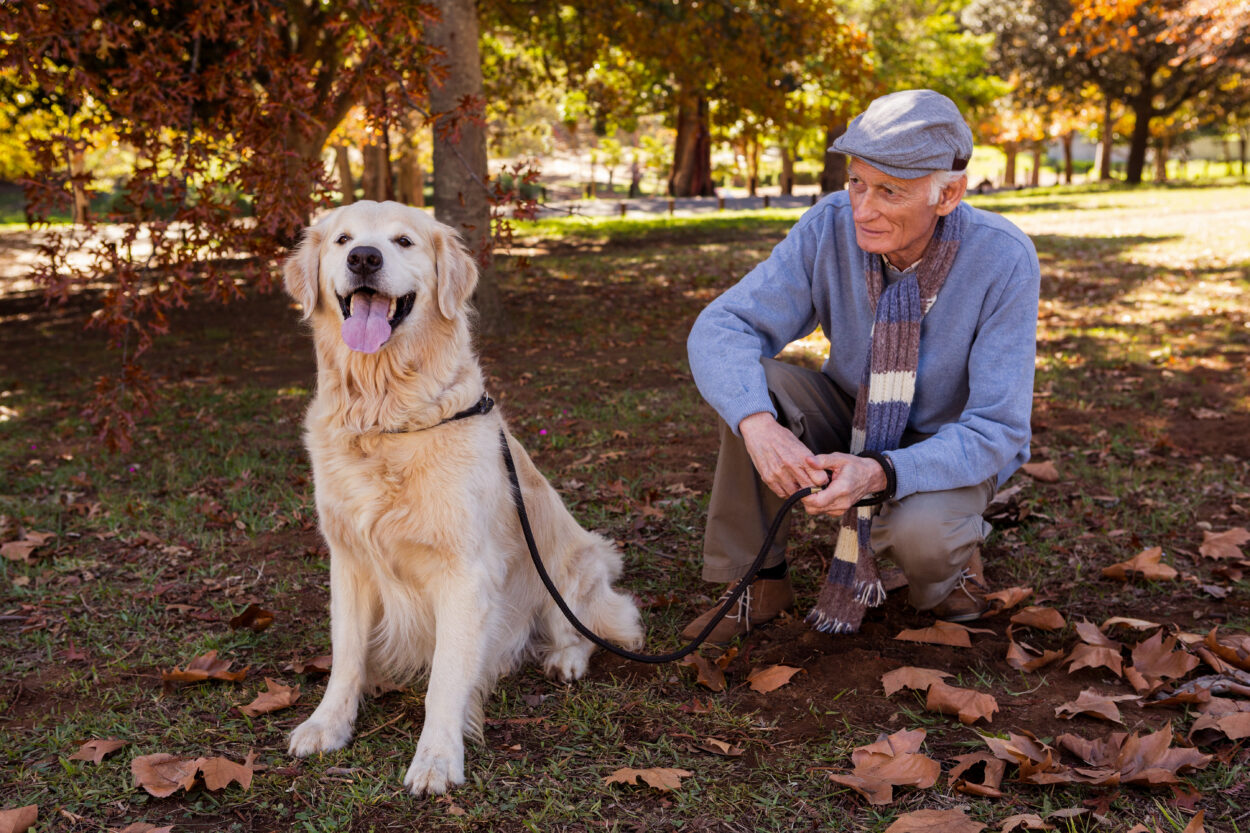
288, 717, 354, 757
403, 741, 465, 795
543, 641, 592, 682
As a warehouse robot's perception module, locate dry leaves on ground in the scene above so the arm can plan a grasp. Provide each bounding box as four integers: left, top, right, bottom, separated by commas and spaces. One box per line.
68, 739, 129, 764
1189, 710, 1250, 743
238, 678, 300, 717
1127, 631, 1201, 694
603, 767, 692, 792
1102, 547, 1178, 582
881, 666, 953, 696
284, 654, 332, 675
1199, 527, 1250, 560
0, 806, 37, 833
161, 650, 248, 687
1006, 632, 1066, 672
983, 725, 1210, 787
1010, 606, 1067, 631
926, 681, 1000, 725
113, 823, 175, 833
131, 751, 256, 797
747, 664, 802, 693
827, 728, 940, 806
985, 586, 1034, 611
884, 808, 984, 832
228, 603, 275, 632
1, 530, 55, 564
680, 654, 725, 692
894, 620, 991, 648
1020, 460, 1060, 482
949, 752, 1006, 798
1054, 689, 1139, 723
999, 813, 1053, 831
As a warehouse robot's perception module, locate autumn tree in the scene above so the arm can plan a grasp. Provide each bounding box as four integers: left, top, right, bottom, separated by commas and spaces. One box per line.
1, 1, 447, 449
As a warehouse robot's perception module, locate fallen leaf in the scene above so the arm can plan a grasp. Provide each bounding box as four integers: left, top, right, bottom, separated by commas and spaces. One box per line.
1199, 528, 1250, 560
131, 753, 201, 798
1189, 711, 1250, 743
829, 728, 940, 805
1129, 631, 1200, 693
1066, 643, 1124, 677
1101, 616, 1161, 631
1, 531, 55, 564
925, 682, 999, 725
695, 737, 744, 757
1204, 628, 1250, 672
881, 666, 952, 696
0, 806, 37, 833
1183, 810, 1206, 833
1102, 547, 1178, 582
1056, 725, 1211, 786
1010, 606, 1066, 631
228, 603, 275, 632
604, 767, 692, 792
162, 650, 248, 686
985, 586, 1033, 610
285, 654, 332, 674
1054, 689, 1138, 723
747, 664, 802, 693
1021, 461, 1060, 482
885, 808, 984, 832
1074, 620, 1122, 648
68, 738, 129, 764
894, 620, 978, 648
949, 751, 1006, 797
239, 679, 300, 717
1000, 814, 1053, 832
680, 653, 725, 692
115, 823, 176, 833
198, 752, 255, 791
1006, 637, 1065, 672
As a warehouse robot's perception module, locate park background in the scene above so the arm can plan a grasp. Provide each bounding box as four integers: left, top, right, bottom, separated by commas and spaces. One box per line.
1, 1, 1249, 832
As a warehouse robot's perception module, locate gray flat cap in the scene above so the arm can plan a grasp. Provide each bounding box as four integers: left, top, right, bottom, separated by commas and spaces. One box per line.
830, 89, 973, 179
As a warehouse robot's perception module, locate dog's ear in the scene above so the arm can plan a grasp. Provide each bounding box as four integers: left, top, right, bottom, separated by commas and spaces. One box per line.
433, 228, 480, 320
284, 224, 324, 320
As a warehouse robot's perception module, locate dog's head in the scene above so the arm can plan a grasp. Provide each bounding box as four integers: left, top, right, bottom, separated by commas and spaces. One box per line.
283, 201, 478, 354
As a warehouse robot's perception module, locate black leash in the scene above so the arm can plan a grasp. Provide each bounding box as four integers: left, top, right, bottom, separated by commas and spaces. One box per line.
500, 430, 818, 664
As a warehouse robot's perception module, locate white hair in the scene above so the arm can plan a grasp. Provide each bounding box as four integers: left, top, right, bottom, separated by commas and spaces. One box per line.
928, 170, 967, 205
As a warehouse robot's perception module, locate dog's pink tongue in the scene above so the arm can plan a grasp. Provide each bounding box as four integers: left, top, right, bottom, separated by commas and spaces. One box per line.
341, 294, 393, 353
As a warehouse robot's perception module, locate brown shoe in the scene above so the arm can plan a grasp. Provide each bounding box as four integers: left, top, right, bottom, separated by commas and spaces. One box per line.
680, 575, 795, 645
931, 551, 990, 623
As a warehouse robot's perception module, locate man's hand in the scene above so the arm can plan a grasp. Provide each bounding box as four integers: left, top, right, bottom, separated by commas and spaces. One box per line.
800, 452, 888, 518
738, 412, 829, 499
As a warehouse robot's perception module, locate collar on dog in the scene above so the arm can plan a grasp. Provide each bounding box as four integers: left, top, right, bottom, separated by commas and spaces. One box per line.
381, 393, 495, 434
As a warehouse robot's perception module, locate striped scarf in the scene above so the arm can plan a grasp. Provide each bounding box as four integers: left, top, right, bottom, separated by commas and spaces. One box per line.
807, 205, 965, 634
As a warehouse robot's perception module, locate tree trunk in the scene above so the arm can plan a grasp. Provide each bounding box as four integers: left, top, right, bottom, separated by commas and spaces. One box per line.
1240, 129, 1247, 178
68, 146, 90, 225
746, 137, 759, 198
1002, 142, 1018, 187
334, 145, 356, 204
425, 0, 500, 331
1099, 97, 1115, 181
1061, 133, 1074, 184
668, 91, 714, 197
820, 120, 847, 193
1125, 95, 1152, 185
362, 143, 389, 201
779, 144, 794, 196
1030, 147, 1042, 186
1153, 133, 1169, 182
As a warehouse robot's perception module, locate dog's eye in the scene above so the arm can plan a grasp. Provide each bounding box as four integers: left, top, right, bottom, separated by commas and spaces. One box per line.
335, 234, 351, 245
395, 236, 413, 248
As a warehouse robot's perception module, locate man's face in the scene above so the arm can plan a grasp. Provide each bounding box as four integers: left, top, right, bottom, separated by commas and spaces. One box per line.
847, 159, 949, 269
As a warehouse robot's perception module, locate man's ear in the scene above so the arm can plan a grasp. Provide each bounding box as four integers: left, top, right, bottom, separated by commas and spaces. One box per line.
283, 224, 324, 320
935, 175, 968, 217
434, 228, 479, 320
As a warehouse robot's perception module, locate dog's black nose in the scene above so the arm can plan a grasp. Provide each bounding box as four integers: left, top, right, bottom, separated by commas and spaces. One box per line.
347, 245, 383, 276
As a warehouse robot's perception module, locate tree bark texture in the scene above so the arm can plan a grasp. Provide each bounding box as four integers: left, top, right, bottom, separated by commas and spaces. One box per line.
1126, 92, 1153, 185
1099, 98, 1115, 181
1061, 133, 1074, 184
334, 145, 356, 204
425, 0, 500, 331
362, 143, 389, 201
1002, 142, 1018, 187
820, 121, 847, 193
779, 145, 794, 196
68, 147, 90, 225
668, 92, 714, 197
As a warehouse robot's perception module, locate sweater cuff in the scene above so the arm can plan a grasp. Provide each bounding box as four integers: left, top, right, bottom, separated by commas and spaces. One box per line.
883, 449, 918, 500
723, 393, 778, 436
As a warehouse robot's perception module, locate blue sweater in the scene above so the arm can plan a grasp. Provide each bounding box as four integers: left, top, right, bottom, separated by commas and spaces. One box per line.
687, 192, 1040, 500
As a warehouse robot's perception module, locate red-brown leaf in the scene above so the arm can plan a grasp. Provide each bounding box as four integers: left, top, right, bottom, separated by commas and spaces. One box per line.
131, 753, 201, 798
881, 666, 952, 696
1102, 547, 1177, 581
747, 664, 802, 693
0, 806, 37, 833
239, 678, 300, 717
1199, 527, 1250, 560
68, 738, 129, 764
1010, 606, 1066, 631
925, 682, 999, 725
884, 808, 984, 832
604, 767, 692, 792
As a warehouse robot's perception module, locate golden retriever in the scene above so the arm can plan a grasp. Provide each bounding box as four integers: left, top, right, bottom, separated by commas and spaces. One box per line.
282, 200, 643, 795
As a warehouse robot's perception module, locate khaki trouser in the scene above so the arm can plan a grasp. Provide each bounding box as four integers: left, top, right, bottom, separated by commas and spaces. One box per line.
702, 358, 996, 611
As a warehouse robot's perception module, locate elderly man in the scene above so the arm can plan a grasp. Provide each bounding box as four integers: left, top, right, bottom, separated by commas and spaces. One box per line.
683, 90, 1040, 643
